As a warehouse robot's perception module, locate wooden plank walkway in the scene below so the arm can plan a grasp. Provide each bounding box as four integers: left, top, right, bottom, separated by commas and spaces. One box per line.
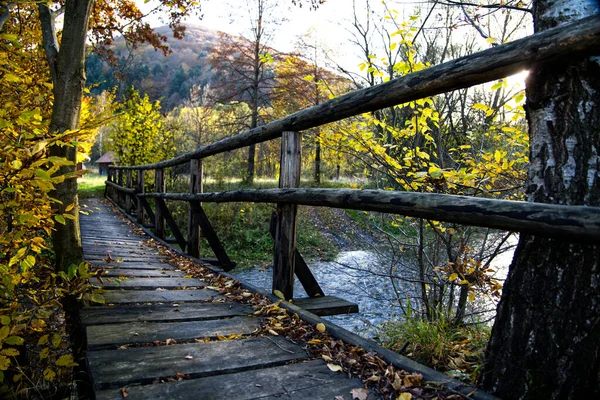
79, 199, 377, 399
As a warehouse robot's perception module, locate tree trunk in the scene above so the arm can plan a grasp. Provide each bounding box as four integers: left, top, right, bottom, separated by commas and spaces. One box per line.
481, 1, 600, 398
314, 131, 321, 184
39, 0, 93, 272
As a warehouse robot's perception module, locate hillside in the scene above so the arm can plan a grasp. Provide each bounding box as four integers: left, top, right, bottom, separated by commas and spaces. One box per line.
86, 25, 223, 110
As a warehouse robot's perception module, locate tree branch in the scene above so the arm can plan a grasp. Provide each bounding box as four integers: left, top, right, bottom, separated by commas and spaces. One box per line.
38, 3, 60, 85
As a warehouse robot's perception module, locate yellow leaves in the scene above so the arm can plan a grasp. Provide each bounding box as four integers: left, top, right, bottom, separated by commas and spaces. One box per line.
55, 354, 78, 367
273, 290, 286, 300
52, 333, 62, 348
4, 73, 19, 83
38, 334, 49, 345
448, 273, 458, 282
428, 166, 442, 179
0, 326, 9, 341
0, 348, 19, 357
89, 293, 106, 304
468, 292, 476, 302
30, 319, 47, 332
327, 363, 343, 372
39, 347, 50, 360
0, 356, 10, 371
316, 323, 326, 333
9, 160, 22, 169
398, 393, 412, 400
54, 214, 66, 225
43, 367, 56, 381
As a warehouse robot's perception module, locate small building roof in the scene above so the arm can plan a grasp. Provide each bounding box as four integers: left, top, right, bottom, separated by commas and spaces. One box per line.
96, 151, 117, 164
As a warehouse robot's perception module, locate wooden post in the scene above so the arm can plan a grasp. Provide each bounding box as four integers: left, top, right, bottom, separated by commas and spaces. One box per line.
136, 169, 145, 224
118, 169, 125, 206
154, 168, 165, 239
273, 131, 301, 300
125, 170, 133, 215
104, 168, 111, 199
187, 159, 203, 257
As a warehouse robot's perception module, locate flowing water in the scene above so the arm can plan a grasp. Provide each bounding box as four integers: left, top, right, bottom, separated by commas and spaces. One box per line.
233, 237, 517, 338
234, 250, 410, 337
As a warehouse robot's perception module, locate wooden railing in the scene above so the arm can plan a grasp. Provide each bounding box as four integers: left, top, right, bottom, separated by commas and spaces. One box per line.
105, 15, 600, 301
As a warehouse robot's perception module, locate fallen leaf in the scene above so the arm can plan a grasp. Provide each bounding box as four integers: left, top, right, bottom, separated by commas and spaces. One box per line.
120, 387, 128, 398
350, 387, 369, 400
316, 323, 326, 333
322, 354, 333, 362
398, 393, 412, 400
184, 355, 193, 360
273, 289, 285, 300
335, 396, 345, 400
268, 329, 279, 336
327, 363, 343, 372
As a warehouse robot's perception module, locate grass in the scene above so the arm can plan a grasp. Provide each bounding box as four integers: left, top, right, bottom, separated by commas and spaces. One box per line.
77, 173, 106, 199
378, 313, 490, 384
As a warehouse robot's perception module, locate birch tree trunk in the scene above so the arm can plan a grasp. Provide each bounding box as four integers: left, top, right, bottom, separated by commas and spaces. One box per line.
481, 1, 600, 398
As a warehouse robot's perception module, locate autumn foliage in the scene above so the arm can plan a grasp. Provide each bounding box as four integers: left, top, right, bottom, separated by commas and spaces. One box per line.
0, 11, 101, 396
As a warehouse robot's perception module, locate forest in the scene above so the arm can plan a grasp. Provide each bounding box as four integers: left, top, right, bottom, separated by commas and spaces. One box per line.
0, 0, 598, 399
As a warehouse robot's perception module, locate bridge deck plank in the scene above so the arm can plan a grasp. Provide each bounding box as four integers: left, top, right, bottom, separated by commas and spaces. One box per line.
92, 268, 186, 278
87, 315, 261, 349
81, 302, 253, 326
94, 360, 375, 400
89, 277, 205, 290
88, 337, 307, 390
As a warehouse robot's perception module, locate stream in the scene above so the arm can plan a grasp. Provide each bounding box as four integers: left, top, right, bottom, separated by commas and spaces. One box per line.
234, 250, 419, 338
233, 237, 516, 338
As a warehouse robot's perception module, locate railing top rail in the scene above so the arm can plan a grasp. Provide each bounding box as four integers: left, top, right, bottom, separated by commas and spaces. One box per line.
109, 15, 600, 171
134, 188, 600, 243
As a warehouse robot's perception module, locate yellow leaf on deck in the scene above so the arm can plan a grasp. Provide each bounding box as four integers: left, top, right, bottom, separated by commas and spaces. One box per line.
316, 323, 326, 333
327, 363, 343, 372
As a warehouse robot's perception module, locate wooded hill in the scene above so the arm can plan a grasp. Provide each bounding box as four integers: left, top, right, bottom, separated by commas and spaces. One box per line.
86, 25, 222, 110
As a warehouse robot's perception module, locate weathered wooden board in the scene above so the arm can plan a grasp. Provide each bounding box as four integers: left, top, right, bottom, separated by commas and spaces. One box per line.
83, 250, 158, 258
87, 316, 261, 348
89, 336, 307, 390
81, 302, 253, 326
89, 261, 175, 270
82, 238, 146, 245
82, 245, 148, 253
94, 360, 374, 400
90, 277, 205, 290
92, 268, 185, 278
293, 296, 359, 316
103, 289, 223, 304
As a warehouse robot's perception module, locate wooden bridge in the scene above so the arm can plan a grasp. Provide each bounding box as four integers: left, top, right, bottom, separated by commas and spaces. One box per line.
80, 16, 600, 400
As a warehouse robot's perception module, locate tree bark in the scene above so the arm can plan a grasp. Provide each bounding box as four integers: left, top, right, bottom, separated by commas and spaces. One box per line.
39, 0, 94, 272
481, 1, 600, 398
